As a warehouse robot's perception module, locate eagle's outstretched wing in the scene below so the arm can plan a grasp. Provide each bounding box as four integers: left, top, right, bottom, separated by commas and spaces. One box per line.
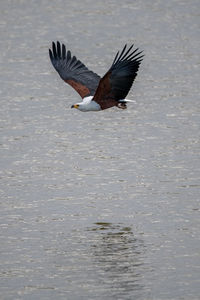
49, 41, 101, 99
93, 44, 143, 109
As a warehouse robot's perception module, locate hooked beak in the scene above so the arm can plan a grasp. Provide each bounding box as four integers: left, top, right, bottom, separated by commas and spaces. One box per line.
71, 104, 79, 109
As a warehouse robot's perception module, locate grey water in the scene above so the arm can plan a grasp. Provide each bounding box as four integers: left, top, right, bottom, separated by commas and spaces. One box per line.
0, 0, 200, 299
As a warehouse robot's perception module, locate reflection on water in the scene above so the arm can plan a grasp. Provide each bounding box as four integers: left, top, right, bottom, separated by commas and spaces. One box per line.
88, 222, 146, 299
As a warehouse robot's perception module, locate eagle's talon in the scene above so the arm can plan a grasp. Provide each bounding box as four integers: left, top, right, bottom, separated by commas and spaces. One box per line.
117, 103, 127, 109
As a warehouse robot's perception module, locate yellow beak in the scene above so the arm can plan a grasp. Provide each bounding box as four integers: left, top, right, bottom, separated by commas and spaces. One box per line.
71, 104, 79, 109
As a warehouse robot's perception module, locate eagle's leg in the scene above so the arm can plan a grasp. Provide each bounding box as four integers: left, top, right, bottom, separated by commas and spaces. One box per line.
117, 102, 127, 109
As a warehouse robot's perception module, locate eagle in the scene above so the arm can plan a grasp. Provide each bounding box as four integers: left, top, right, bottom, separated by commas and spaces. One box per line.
49, 41, 143, 112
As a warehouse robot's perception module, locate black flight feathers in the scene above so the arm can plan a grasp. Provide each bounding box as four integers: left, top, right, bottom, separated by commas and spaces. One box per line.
107, 44, 144, 100
49, 41, 100, 96
111, 44, 143, 66
49, 41, 143, 101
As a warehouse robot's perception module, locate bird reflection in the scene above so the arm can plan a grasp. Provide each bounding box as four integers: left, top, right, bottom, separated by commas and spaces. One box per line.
88, 222, 145, 298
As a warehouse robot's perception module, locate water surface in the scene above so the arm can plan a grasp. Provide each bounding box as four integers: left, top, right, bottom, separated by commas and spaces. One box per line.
0, 0, 200, 299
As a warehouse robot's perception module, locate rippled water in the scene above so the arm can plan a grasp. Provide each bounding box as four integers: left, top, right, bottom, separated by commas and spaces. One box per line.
0, 0, 200, 299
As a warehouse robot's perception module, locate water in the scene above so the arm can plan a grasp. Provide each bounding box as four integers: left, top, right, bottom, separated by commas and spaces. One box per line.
0, 0, 200, 299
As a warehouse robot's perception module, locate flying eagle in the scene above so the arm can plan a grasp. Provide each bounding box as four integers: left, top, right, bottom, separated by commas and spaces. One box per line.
49, 41, 143, 112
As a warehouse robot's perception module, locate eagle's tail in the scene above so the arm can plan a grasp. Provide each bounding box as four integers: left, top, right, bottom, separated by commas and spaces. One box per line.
119, 99, 136, 103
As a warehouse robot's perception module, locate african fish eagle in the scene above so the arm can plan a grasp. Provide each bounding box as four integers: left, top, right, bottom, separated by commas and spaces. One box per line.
49, 41, 143, 112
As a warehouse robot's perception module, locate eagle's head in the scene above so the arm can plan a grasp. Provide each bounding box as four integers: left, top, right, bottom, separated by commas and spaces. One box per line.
71, 98, 101, 112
